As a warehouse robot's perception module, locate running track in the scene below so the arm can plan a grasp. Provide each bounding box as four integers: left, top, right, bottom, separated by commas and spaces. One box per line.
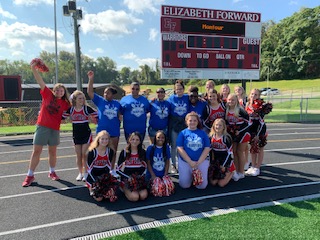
0, 123, 319, 240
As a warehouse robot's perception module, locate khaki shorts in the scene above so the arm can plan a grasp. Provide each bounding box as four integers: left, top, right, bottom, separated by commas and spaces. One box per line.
33, 125, 60, 146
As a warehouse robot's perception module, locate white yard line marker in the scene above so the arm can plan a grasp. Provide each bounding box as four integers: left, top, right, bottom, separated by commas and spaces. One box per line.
0, 182, 319, 237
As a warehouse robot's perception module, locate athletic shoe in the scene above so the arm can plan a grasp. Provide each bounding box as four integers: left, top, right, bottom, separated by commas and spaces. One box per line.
251, 168, 260, 177
232, 172, 245, 182
76, 173, 83, 181
169, 164, 178, 174
82, 173, 88, 182
245, 167, 255, 176
48, 172, 60, 181
22, 175, 35, 187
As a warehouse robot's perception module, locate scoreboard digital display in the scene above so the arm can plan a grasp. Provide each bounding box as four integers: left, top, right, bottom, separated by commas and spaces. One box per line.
161, 5, 262, 80
180, 19, 246, 36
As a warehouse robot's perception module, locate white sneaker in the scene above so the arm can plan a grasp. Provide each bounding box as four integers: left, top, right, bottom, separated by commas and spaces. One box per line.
232, 172, 245, 181
251, 168, 260, 177
245, 167, 255, 176
169, 164, 178, 174
76, 173, 83, 181
82, 173, 88, 182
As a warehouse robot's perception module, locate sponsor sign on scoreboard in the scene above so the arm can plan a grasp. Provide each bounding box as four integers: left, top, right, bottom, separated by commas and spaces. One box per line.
160, 5, 262, 79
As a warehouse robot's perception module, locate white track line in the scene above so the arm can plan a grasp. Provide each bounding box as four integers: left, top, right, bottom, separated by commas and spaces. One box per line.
0, 181, 319, 237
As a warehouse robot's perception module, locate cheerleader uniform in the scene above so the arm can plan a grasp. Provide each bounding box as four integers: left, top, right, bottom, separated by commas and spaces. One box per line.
202, 103, 226, 132
246, 104, 268, 148
209, 134, 235, 180
86, 148, 119, 200
226, 108, 251, 143
117, 150, 147, 191
63, 106, 97, 145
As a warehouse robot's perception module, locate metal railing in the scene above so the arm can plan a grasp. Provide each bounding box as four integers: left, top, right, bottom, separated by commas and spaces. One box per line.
1, 96, 320, 127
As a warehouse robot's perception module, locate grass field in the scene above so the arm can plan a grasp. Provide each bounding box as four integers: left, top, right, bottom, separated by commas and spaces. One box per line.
103, 198, 320, 240
142, 78, 320, 97
1, 78, 320, 134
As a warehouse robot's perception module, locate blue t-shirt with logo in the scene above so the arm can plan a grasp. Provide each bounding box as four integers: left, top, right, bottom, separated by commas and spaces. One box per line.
189, 100, 207, 120
176, 128, 210, 161
93, 93, 121, 137
120, 95, 150, 135
149, 100, 170, 130
146, 144, 171, 178
167, 94, 189, 117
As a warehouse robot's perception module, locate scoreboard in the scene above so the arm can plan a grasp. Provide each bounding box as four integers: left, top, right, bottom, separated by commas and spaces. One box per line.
161, 5, 262, 80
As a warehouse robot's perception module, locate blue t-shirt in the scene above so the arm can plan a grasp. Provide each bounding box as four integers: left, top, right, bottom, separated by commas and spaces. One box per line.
146, 144, 171, 178
189, 100, 207, 120
167, 94, 189, 117
120, 95, 150, 134
149, 100, 170, 130
176, 128, 210, 161
93, 93, 121, 137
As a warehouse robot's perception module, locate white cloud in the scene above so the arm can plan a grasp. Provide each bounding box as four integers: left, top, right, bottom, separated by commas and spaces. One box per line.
149, 28, 158, 41
136, 57, 157, 69
0, 21, 73, 58
8, 39, 24, 49
121, 52, 138, 60
123, 0, 164, 14
13, 0, 52, 6
89, 48, 104, 54
233, 0, 244, 3
11, 50, 26, 58
120, 52, 157, 69
81, 10, 143, 39
289, 1, 299, 5
0, 5, 17, 19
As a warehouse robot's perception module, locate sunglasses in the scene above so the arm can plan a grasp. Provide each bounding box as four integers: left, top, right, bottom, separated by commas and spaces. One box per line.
190, 95, 198, 98
132, 88, 140, 91
157, 91, 165, 93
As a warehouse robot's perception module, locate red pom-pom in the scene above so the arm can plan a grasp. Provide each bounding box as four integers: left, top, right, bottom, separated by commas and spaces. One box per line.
252, 99, 273, 115
162, 175, 175, 196
151, 177, 165, 197
30, 58, 49, 72
192, 169, 203, 186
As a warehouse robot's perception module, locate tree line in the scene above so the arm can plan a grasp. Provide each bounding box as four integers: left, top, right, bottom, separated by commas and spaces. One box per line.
0, 6, 319, 85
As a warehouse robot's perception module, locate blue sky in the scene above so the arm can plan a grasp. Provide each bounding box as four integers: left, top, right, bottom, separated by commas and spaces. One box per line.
0, 0, 319, 70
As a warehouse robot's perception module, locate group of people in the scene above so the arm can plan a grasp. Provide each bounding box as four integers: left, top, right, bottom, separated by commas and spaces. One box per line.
21, 64, 272, 203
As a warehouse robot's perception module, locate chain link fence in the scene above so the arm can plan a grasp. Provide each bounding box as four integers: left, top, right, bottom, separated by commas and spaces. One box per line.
1, 96, 319, 127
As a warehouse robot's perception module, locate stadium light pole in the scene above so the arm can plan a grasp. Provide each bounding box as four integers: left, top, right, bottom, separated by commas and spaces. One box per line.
54, 0, 58, 84
63, 0, 83, 91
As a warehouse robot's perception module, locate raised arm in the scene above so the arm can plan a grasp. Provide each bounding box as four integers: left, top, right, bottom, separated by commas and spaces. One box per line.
87, 70, 94, 99
31, 62, 46, 90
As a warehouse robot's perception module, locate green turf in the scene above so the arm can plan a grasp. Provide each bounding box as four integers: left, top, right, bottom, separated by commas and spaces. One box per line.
104, 198, 320, 240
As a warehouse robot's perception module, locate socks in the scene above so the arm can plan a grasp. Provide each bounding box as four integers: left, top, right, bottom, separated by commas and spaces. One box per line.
49, 167, 55, 173
27, 169, 34, 176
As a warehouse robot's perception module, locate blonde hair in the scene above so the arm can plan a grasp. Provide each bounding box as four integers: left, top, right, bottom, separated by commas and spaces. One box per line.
88, 130, 112, 151
210, 118, 228, 136
225, 94, 240, 118
71, 90, 87, 106
185, 111, 202, 129
206, 80, 215, 89
234, 85, 246, 99
247, 88, 261, 106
